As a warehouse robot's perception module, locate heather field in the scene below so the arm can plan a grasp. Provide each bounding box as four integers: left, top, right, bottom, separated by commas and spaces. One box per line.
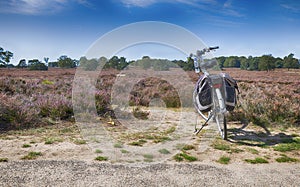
0, 67, 299, 164
1, 67, 299, 130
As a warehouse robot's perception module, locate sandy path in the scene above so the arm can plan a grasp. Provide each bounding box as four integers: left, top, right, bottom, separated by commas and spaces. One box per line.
0, 161, 299, 186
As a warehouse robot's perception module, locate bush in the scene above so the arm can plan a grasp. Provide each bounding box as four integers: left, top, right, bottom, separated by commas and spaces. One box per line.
34, 94, 73, 121
29, 62, 48, 71
0, 94, 40, 130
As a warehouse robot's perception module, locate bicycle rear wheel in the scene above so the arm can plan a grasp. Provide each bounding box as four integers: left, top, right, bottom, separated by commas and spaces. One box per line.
215, 113, 227, 140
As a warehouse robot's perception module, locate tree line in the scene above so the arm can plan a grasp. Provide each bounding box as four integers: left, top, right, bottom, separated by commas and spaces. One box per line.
216, 53, 300, 71
1, 46, 299, 71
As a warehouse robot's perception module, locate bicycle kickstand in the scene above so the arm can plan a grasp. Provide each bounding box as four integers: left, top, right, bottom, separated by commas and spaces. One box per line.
194, 113, 213, 135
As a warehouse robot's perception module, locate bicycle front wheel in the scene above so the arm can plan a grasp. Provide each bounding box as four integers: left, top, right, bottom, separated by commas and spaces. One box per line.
215, 113, 227, 140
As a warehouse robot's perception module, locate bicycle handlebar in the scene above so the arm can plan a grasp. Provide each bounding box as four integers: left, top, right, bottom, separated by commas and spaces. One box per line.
190, 46, 219, 74
209, 46, 219, 50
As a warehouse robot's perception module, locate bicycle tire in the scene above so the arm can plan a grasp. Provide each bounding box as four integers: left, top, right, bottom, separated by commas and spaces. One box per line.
193, 89, 209, 121
215, 113, 227, 140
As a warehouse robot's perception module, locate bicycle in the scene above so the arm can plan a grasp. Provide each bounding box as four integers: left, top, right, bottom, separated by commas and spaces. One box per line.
191, 46, 230, 140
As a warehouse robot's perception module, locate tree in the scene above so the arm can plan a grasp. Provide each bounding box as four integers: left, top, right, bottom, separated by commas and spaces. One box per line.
17, 59, 27, 68
275, 57, 283, 68
78, 56, 101, 71
283, 53, 299, 70
0, 48, 13, 67
248, 56, 259, 71
57, 55, 76, 68
223, 56, 240, 68
239, 56, 248, 70
0, 47, 3, 65
216, 56, 226, 69
258, 55, 275, 71
28, 59, 48, 71
44, 57, 49, 66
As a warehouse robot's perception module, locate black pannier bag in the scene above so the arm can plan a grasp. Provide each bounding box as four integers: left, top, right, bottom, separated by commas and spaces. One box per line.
194, 73, 239, 113
222, 73, 239, 111
194, 74, 213, 112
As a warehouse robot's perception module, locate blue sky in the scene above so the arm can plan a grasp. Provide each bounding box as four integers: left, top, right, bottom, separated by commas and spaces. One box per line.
0, 0, 300, 64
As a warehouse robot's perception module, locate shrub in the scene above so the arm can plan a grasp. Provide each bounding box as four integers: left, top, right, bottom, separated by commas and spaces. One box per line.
0, 94, 40, 130
34, 94, 73, 121
29, 62, 48, 71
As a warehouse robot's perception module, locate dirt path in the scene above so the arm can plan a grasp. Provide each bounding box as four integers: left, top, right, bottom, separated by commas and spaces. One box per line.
0, 161, 299, 186
1, 109, 299, 186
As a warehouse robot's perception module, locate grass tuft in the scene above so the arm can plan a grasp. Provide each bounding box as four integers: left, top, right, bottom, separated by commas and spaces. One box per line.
158, 149, 170, 154
213, 143, 231, 151
121, 149, 130, 154
128, 139, 147, 146
114, 143, 123, 148
275, 154, 298, 163
244, 157, 268, 164
95, 149, 103, 153
181, 144, 196, 151
95, 156, 108, 161
21, 152, 42, 160
0, 158, 8, 162
73, 139, 87, 145
245, 147, 259, 154
22, 144, 31, 148
217, 156, 231, 164
143, 154, 154, 162
173, 152, 197, 162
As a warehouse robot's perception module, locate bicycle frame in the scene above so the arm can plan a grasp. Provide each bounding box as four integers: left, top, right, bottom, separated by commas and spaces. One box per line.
191, 46, 228, 139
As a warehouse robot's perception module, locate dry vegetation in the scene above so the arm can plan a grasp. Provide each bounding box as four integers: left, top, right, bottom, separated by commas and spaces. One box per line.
0, 67, 299, 163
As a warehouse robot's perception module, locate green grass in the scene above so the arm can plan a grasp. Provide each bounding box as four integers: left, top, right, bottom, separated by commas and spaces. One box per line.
45, 137, 63, 144
21, 152, 42, 160
275, 154, 299, 163
128, 139, 147, 146
213, 143, 231, 151
121, 149, 130, 154
158, 149, 170, 154
244, 157, 269, 164
22, 144, 31, 148
217, 156, 231, 164
95, 149, 103, 153
0, 158, 8, 162
114, 143, 123, 148
95, 156, 108, 161
173, 152, 197, 162
143, 154, 154, 162
173, 153, 184, 162
73, 139, 87, 145
143, 154, 154, 159
273, 143, 300, 152
181, 144, 196, 151
228, 148, 244, 154
245, 147, 259, 154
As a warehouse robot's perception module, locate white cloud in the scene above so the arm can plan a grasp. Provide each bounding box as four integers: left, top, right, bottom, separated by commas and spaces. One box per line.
120, 0, 158, 7
120, 0, 244, 18
120, 0, 216, 8
281, 3, 300, 13
0, 0, 90, 15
